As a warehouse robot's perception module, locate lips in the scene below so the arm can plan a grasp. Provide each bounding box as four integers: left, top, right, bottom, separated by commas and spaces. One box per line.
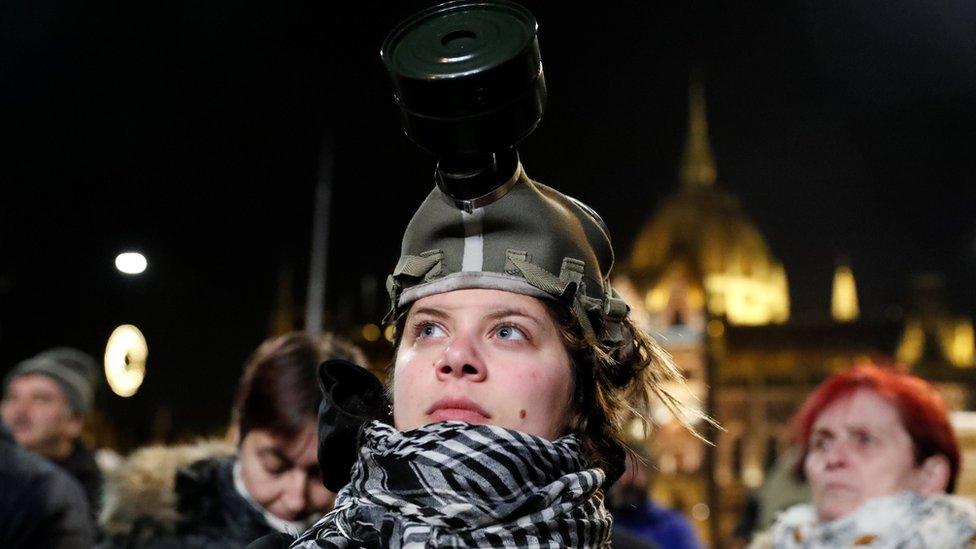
817, 479, 858, 497
427, 397, 491, 424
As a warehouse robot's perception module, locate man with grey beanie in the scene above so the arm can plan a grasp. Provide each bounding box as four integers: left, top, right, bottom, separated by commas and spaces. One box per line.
2, 347, 103, 522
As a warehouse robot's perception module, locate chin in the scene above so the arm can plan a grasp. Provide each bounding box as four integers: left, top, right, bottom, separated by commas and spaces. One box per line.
269, 509, 305, 523
817, 500, 860, 522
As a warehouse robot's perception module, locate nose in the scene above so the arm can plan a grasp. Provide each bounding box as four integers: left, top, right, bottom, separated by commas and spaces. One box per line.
434, 331, 487, 382
280, 470, 309, 517
823, 439, 849, 470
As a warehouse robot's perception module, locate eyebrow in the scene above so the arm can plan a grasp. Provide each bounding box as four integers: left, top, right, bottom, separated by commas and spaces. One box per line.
810, 428, 834, 439
410, 306, 543, 326
810, 423, 879, 440
409, 307, 449, 320
483, 308, 543, 326
258, 447, 293, 466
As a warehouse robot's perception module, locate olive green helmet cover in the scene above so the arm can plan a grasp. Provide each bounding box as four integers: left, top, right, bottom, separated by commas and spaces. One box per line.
387, 166, 631, 344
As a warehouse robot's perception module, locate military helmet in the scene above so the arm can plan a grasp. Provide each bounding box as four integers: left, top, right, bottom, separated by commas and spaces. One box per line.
387, 165, 631, 344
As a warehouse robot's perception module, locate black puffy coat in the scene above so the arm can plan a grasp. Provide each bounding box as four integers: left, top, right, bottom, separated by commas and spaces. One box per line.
0, 423, 95, 548
53, 438, 104, 521
99, 443, 276, 549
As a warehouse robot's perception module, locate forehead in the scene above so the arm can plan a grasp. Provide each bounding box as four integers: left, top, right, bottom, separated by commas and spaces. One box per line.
409, 288, 552, 318
812, 389, 902, 431
249, 423, 318, 465
5, 374, 67, 399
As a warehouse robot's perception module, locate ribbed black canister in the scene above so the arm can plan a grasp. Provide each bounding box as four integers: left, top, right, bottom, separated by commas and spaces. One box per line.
381, 0, 546, 156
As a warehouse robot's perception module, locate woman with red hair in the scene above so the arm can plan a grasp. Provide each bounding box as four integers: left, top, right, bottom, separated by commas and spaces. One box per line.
752, 365, 976, 548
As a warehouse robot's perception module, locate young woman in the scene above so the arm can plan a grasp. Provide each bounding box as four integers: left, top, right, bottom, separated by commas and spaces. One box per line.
279, 165, 692, 549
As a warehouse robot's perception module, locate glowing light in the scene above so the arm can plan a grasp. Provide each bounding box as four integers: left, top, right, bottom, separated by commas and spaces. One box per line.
115, 252, 147, 275
644, 286, 670, 312
627, 417, 646, 441
706, 319, 725, 338
653, 405, 675, 425
896, 321, 924, 365
831, 265, 860, 322
945, 320, 975, 367
686, 287, 705, 309
691, 503, 710, 521
704, 271, 790, 326
384, 325, 396, 342
361, 324, 381, 342
951, 411, 976, 431
104, 324, 147, 397
771, 263, 790, 323
743, 465, 764, 488
658, 453, 678, 475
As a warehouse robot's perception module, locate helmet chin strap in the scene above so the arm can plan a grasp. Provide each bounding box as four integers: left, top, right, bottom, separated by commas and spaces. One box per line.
435, 148, 520, 213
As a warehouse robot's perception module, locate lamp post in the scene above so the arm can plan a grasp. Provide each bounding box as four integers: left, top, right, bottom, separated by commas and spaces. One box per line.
305, 130, 334, 335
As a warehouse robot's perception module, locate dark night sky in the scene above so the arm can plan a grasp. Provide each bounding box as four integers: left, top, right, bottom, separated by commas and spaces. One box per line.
2, 1, 974, 445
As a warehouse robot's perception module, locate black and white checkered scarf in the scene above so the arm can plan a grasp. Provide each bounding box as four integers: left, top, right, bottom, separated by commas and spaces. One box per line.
290, 421, 612, 548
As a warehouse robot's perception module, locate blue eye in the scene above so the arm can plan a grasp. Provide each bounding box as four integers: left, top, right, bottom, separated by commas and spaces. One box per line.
495, 325, 526, 341
418, 323, 446, 339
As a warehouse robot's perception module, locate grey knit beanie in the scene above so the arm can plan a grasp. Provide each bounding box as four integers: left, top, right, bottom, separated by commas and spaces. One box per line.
4, 347, 99, 413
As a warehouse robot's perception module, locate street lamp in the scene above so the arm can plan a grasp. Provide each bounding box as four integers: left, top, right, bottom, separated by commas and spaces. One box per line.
104, 324, 148, 397
115, 252, 147, 275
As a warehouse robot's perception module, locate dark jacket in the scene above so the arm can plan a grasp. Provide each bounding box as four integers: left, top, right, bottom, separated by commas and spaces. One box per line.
53, 438, 104, 520
614, 499, 701, 549
0, 423, 95, 548
612, 524, 660, 549
99, 442, 275, 548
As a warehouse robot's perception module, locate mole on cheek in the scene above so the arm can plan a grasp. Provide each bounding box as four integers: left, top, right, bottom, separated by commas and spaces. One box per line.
519, 409, 526, 419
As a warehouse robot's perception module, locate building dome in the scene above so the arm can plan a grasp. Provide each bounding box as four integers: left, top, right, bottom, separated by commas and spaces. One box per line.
621, 76, 789, 327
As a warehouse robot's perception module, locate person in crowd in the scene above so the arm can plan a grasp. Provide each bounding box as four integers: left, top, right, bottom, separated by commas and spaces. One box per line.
609, 444, 701, 549
2, 347, 103, 520
751, 364, 976, 548
249, 157, 701, 548
0, 421, 94, 548
98, 332, 366, 548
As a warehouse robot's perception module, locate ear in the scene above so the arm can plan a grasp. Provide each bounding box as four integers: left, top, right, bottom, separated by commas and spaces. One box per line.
914, 454, 951, 495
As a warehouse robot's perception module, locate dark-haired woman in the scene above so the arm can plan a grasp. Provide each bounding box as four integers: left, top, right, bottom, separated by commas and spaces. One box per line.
98, 332, 366, 548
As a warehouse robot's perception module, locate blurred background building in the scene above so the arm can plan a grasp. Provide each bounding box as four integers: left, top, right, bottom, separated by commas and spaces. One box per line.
2, 1, 974, 546
613, 75, 976, 545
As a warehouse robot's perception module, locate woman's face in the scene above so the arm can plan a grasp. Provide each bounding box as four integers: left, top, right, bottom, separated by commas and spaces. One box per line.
393, 288, 574, 440
238, 422, 335, 522
804, 389, 927, 522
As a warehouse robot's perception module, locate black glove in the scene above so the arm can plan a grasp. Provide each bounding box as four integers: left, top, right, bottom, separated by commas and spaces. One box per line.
316, 359, 391, 492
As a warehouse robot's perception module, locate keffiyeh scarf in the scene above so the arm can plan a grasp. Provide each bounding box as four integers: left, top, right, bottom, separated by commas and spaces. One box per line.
754, 491, 976, 548
291, 421, 612, 548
